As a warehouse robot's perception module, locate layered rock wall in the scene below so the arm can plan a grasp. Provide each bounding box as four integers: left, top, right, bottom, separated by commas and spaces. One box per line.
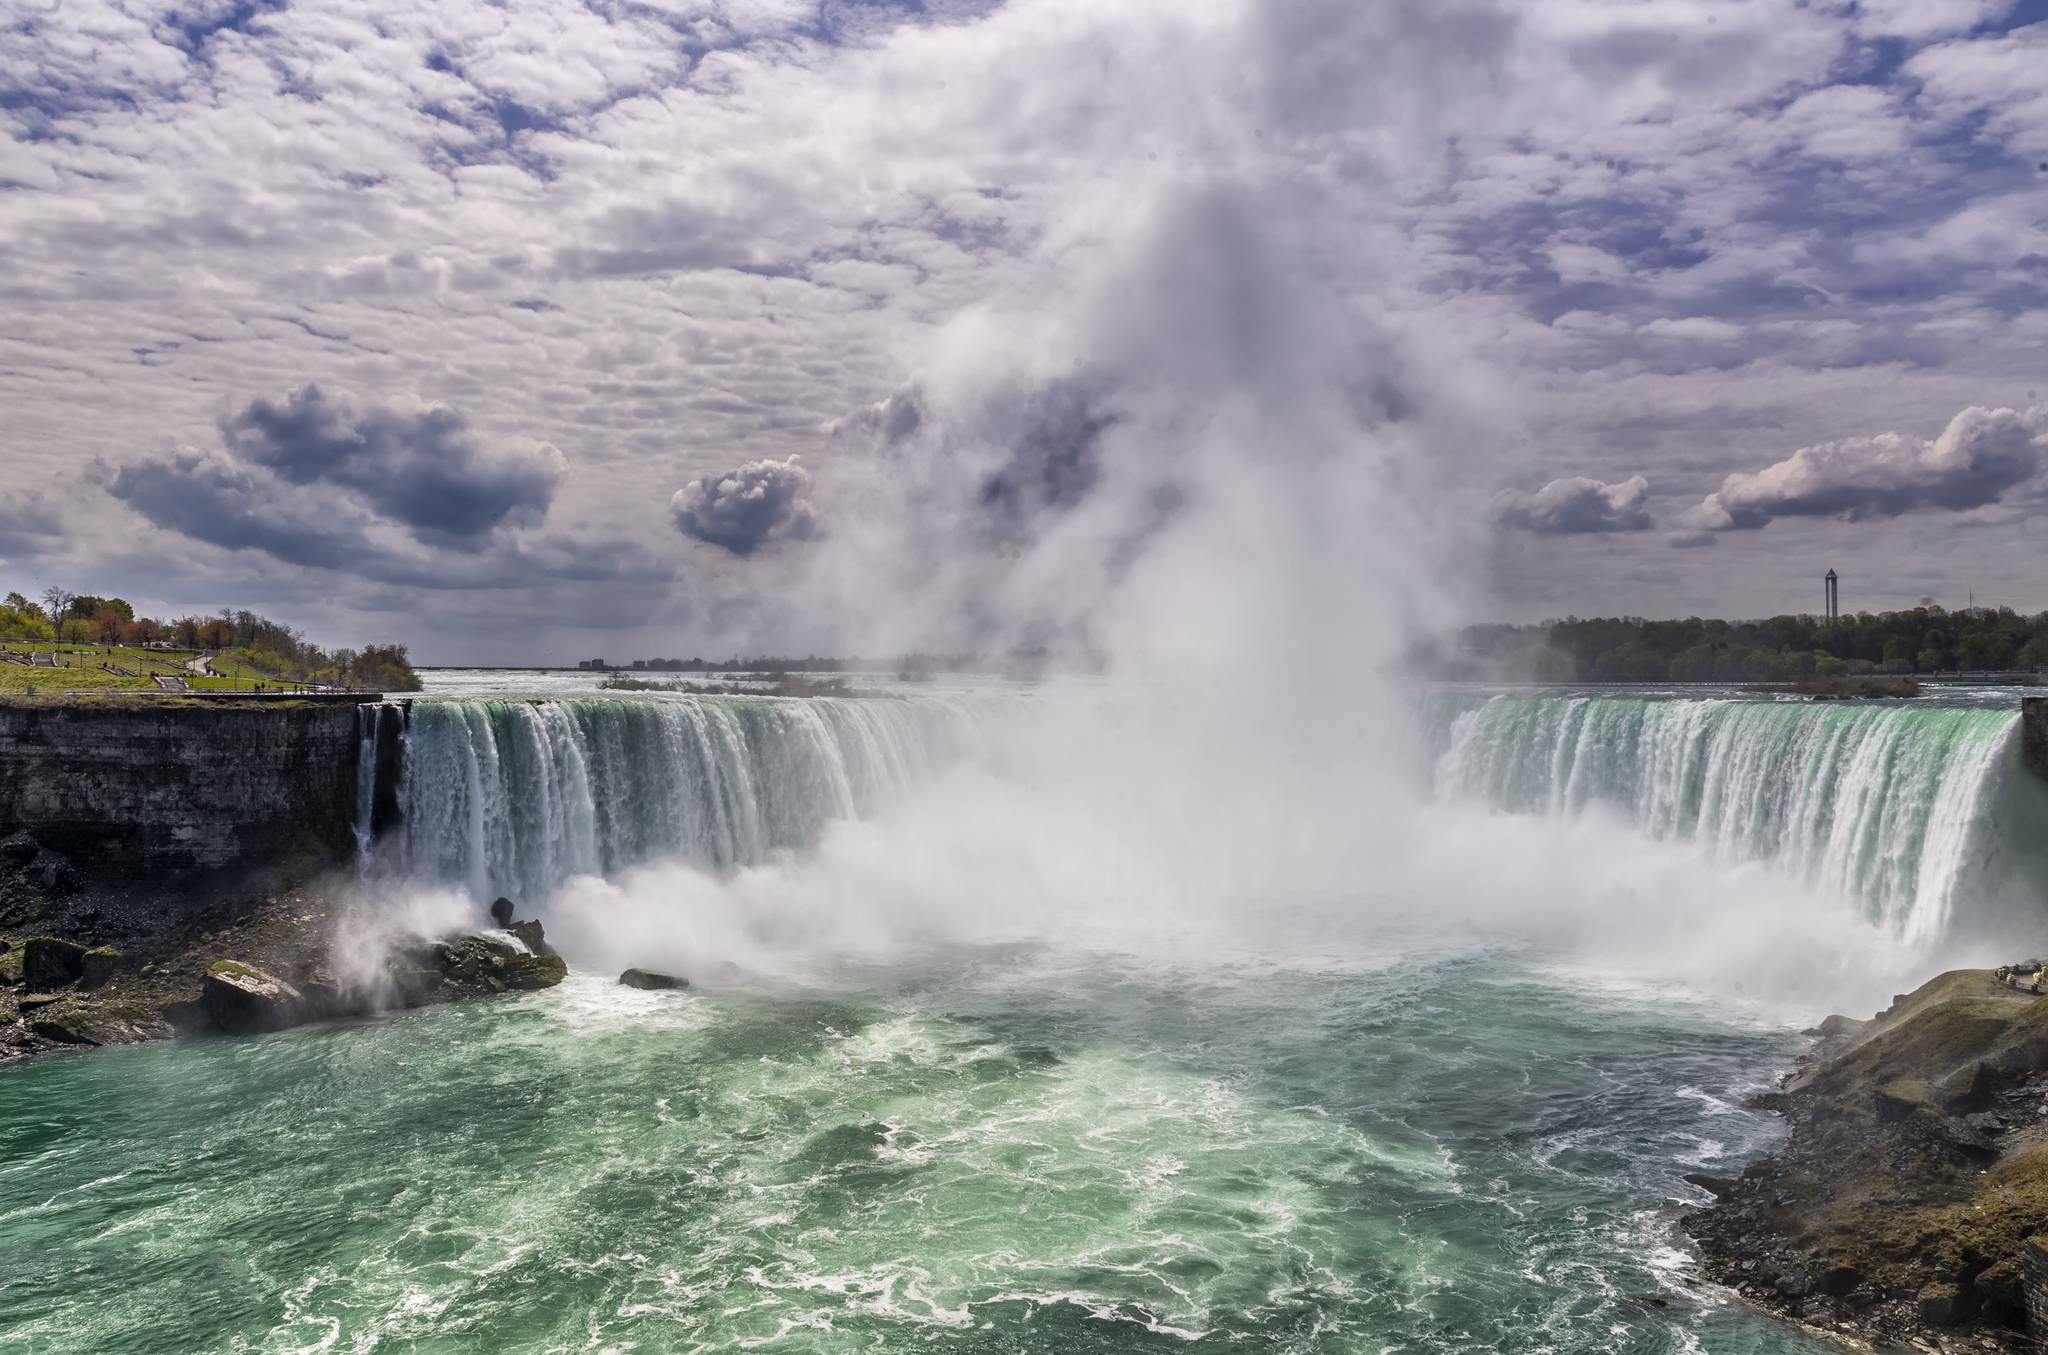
0, 702, 372, 875
2023, 697, 2048, 781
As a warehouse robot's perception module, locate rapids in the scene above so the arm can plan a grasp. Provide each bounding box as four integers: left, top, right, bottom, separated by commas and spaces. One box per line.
0, 946, 1831, 1354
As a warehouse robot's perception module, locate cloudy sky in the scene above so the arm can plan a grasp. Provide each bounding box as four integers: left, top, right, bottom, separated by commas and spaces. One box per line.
2, 0, 2045, 663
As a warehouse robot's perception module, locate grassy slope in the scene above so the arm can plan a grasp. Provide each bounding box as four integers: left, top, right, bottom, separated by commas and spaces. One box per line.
0, 644, 307, 693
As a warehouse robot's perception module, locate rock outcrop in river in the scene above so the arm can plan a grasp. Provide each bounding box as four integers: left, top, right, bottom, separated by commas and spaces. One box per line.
4, 875, 567, 1056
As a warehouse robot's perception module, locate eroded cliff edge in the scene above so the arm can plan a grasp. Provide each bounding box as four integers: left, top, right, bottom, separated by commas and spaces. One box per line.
0, 699, 371, 875
1686, 969, 2048, 1350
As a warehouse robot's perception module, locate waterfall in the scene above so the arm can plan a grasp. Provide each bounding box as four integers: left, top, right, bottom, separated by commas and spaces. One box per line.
1433, 694, 2024, 941
353, 704, 379, 869
384, 695, 994, 905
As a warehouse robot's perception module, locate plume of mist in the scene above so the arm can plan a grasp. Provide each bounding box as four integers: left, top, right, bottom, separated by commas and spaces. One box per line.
524, 0, 1982, 1016
357, 0, 1992, 1016
325, 879, 482, 1002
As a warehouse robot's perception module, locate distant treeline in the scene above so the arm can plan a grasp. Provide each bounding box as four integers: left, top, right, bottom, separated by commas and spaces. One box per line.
619, 652, 974, 675
0, 586, 421, 692
1420, 607, 2048, 683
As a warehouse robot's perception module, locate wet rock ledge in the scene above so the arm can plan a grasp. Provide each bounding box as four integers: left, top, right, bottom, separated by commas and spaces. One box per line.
3, 884, 567, 1056
1685, 969, 2048, 1351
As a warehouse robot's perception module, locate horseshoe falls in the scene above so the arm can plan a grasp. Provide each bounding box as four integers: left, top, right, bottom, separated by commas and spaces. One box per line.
1432, 693, 2046, 944
10, 679, 2037, 1355
383, 695, 995, 904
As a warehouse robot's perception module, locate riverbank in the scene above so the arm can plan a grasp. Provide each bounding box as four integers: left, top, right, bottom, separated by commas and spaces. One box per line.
1684, 969, 2048, 1350
0, 839, 563, 1062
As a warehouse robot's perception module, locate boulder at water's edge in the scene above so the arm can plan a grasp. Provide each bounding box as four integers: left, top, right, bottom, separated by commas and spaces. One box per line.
620, 968, 687, 991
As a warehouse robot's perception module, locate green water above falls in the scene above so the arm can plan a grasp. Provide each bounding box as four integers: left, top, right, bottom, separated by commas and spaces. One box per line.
1, 948, 1832, 1354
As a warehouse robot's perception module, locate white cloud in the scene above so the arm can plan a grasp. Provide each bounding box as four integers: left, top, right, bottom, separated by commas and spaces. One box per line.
1677, 403, 2048, 533
1848, 0, 2015, 39
1638, 317, 1746, 343
0, 0, 2044, 651
1493, 475, 1654, 534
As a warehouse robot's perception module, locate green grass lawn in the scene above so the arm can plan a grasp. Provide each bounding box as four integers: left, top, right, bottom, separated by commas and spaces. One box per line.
0, 663, 148, 691
0, 642, 349, 694
0, 643, 293, 693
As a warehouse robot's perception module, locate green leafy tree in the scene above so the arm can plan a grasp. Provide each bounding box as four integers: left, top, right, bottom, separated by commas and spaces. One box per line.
1670, 643, 1717, 682
0, 603, 53, 640
1958, 629, 2016, 672
67, 595, 133, 623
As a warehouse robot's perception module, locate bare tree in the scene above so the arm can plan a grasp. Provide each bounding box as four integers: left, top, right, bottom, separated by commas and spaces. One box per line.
39, 586, 73, 630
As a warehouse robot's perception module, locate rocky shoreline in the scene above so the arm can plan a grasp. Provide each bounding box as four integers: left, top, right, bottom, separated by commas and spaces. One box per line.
0, 830, 569, 1062
1684, 970, 2048, 1351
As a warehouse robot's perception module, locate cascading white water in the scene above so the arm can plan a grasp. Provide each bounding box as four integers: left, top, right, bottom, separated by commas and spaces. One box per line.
352, 703, 379, 868
386, 695, 996, 905
1433, 694, 2021, 942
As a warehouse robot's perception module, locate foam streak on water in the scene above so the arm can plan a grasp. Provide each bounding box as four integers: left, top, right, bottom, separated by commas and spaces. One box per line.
1434, 695, 2017, 941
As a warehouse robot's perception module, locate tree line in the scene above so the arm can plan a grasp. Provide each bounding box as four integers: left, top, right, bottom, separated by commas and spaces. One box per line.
0, 587, 421, 691
617, 652, 969, 674
1422, 606, 2048, 684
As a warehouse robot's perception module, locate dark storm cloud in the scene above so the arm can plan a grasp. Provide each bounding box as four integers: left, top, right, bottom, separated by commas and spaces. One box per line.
669, 456, 819, 556
100, 385, 617, 594
105, 451, 367, 571
1676, 404, 2048, 534
1491, 475, 1653, 534
106, 449, 665, 593
219, 385, 562, 544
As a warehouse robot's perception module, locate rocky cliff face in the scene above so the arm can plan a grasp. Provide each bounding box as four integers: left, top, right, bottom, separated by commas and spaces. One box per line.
2023, 697, 2048, 782
1686, 970, 2048, 1350
0, 702, 369, 876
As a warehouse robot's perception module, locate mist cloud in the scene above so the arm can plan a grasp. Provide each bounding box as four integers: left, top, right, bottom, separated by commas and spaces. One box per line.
669, 456, 819, 556
1676, 404, 2048, 536
1491, 475, 1653, 534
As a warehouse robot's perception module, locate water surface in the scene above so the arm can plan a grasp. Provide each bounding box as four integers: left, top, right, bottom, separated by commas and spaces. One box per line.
0, 946, 1828, 1354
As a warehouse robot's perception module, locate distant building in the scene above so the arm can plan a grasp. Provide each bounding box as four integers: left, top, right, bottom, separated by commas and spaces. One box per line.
577, 658, 609, 670
1825, 569, 1839, 624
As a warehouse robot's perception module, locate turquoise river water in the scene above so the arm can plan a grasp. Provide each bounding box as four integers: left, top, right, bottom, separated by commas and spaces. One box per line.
7, 680, 2042, 1353
3, 947, 1818, 1354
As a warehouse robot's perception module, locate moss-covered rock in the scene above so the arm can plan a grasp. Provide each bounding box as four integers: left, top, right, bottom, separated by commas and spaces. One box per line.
21, 936, 84, 988
79, 946, 121, 988
1686, 969, 2048, 1347
200, 960, 304, 1034
428, 935, 567, 996
504, 953, 568, 990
